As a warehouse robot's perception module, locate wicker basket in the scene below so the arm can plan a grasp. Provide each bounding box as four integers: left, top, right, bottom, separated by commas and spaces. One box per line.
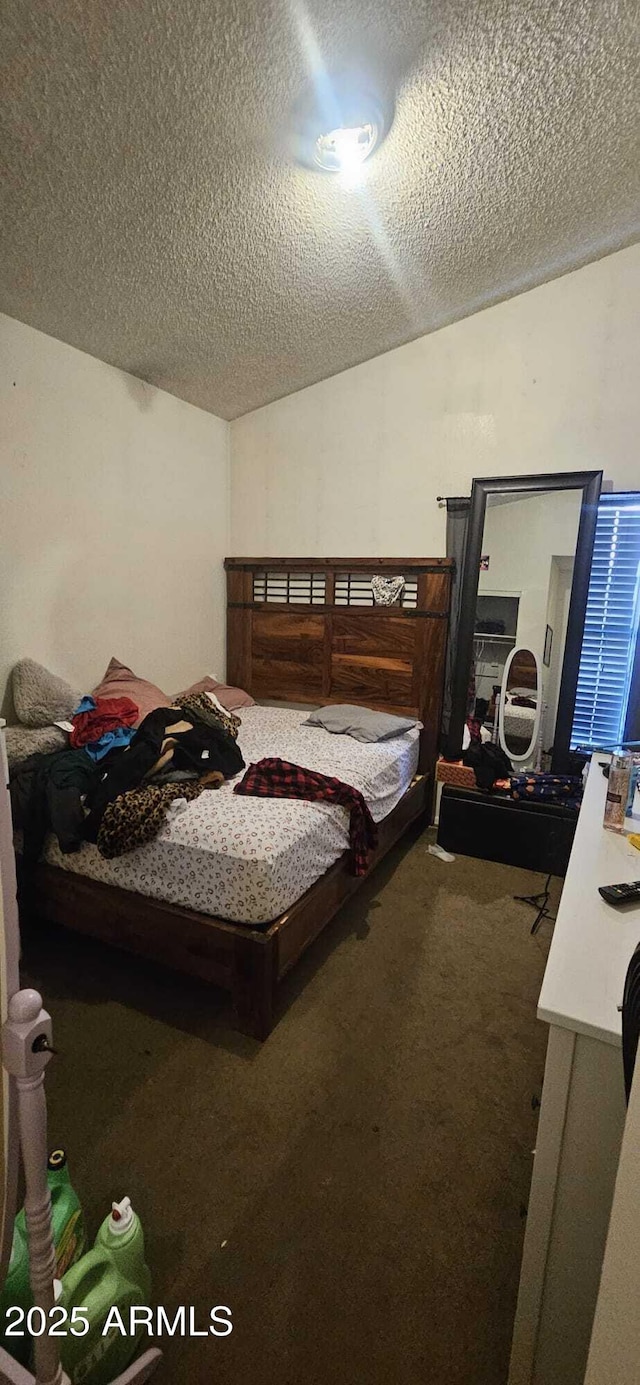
435, 758, 477, 790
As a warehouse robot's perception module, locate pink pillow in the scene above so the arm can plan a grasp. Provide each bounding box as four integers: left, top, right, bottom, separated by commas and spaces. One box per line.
175, 675, 255, 711
92, 658, 172, 726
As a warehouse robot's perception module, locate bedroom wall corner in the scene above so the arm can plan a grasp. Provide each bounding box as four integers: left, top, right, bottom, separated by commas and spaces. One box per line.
0, 313, 230, 712
228, 243, 640, 557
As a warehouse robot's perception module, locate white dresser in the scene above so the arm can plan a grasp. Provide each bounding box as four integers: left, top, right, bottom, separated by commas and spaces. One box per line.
509, 755, 640, 1385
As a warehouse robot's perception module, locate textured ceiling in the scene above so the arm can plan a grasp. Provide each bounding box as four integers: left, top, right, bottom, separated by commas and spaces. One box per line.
1, 0, 639, 420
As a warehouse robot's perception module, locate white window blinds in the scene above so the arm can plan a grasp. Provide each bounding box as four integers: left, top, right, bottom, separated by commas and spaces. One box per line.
571, 494, 640, 749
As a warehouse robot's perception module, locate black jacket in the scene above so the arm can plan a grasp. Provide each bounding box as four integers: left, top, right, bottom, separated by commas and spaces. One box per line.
11, 749, 100, 865
83, 706, 244, 840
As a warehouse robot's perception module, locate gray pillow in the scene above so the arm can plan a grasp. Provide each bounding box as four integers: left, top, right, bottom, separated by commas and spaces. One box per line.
304, 703, 420, 743
12, 658, 80, 728
5, 723, 69, 770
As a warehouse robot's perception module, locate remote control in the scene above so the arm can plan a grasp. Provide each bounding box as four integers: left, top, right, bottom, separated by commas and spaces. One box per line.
598, 880, 640, 907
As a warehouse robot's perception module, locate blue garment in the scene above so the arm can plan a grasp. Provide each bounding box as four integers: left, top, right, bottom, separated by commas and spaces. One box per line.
73, 696, 96, 716
84, 725, 136, 763
72, 696, 136, 762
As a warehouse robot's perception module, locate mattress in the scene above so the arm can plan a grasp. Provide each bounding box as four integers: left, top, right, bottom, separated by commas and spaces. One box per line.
503, 701, 536, 741
41, 706, 420, 924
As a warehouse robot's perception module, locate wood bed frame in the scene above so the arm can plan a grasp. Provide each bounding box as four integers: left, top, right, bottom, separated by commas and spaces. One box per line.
26, 557, 452, 1039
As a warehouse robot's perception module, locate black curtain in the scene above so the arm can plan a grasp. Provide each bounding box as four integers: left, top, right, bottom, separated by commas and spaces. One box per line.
441, 497, 471, 749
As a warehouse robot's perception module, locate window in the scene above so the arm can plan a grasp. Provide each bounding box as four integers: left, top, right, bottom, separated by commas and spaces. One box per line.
571, 493, 640, 749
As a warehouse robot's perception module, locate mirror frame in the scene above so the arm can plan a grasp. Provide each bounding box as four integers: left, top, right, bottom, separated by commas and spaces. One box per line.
448, 470, 603, 773
498, 646, 543, 764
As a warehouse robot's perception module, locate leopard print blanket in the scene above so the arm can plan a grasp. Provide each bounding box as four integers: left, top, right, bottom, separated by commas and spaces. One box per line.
97, 772, 223, 859
176, 692, 241, 740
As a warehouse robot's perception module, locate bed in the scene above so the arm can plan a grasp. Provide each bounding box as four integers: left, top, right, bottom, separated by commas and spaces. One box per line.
502, 693, 537, 748
26, 556, 452, 1038
41, 706, 421, 924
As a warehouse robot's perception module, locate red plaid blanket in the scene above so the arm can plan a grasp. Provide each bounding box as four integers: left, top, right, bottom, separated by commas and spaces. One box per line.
234, 758, 377, 876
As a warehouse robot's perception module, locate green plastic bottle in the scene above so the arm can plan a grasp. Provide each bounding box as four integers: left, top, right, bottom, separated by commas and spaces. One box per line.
47, 1149, 87, 1277
0, 1217, 31, 1366
0, 1149, 85, 1365
58, 1197, 152, 1385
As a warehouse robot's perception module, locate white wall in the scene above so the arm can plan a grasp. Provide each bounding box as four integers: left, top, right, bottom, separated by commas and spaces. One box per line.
479, 490, 581, 649
4, 243, 638, 716
0, 314, 229, 711
230, 244, 640, 556
543, 558, 574, 746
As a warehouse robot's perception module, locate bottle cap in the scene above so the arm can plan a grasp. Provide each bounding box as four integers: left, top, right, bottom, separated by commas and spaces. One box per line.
108, 1197, 134, 1235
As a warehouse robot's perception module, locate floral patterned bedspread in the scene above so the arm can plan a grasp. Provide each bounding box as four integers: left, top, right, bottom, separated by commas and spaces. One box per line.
43, 706, 420, 924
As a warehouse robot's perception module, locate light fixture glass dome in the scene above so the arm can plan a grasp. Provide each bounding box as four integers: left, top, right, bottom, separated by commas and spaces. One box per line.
314, 121, 379, 172
292, 74, 393, 174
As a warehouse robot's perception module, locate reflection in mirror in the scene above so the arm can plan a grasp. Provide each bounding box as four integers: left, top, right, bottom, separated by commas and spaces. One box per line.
499, 646, 542, 764
469, 488, 582, 766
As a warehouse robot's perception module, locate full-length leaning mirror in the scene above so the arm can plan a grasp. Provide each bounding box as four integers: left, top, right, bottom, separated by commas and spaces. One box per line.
449, 471, 603, 773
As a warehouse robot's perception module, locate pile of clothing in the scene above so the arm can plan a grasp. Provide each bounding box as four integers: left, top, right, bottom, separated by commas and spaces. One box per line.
462, 719, 512, 790
69, 695, 138, 760
509, 772, 584, 811
462, 719, 584, 808
11, 691, 244, 864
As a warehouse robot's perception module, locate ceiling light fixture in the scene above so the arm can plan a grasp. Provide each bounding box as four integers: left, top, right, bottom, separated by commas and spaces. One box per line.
314, 122, 378, 173
292, 74, 393, 175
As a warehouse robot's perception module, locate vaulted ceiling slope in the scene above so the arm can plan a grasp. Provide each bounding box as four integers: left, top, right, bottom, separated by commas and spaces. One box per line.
1, 0, 639, 420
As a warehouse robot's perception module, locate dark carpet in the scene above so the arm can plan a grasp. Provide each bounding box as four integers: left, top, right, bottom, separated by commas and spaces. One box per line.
22, 828, 555, 1385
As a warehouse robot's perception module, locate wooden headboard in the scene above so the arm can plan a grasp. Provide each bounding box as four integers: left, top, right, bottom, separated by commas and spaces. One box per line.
225, 557, 453, 778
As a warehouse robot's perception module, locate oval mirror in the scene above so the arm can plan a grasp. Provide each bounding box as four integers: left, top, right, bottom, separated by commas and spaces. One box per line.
498, 646, 542, 764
